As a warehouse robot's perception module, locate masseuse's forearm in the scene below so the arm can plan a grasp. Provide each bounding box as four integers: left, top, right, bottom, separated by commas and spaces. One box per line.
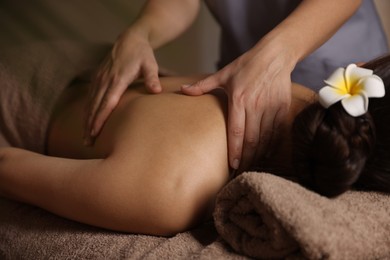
256, 0, 362, 65
130, 0, 200, 49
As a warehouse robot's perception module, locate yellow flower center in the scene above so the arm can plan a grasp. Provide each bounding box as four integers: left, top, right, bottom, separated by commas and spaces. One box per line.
336, 75, 362, 96
347, 75, 363, 95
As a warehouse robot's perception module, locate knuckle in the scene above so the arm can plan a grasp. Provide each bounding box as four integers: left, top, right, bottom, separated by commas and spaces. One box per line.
230, 126, 244, 137
230, 149, 241, 161
110, 74, 122, 86
229, 143, 242, 157
231, 92, 245, 104
195, 80, 205, 88
145, 59, 158, 70
244, 136, 259, 148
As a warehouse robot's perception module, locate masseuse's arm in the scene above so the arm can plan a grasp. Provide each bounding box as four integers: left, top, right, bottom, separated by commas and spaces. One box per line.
85, 0, 200, 144
182, 0, 362, 171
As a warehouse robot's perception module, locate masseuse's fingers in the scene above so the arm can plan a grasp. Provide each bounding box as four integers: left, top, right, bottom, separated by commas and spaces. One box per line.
180, 74, 220, 95
91, 63, 161, 137
84, 28, 163, 146
92, 80, 128, 137
227, 95, 246, 170
142, 57, 162, 94
85, 53, 133, 145
181, 73, 248, 170
253, 110, 275, 162
238, 105, 262, 171
84, 59, 111, 145
87, 63, 161, 145
182, 53, 293, 172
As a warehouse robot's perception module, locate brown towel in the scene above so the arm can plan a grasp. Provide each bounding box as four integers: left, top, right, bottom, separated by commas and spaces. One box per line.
0, 41, 109, 153
214, 172, 390, 259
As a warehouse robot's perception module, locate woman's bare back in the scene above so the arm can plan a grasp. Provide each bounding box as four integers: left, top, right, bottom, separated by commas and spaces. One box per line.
0, 76, 314, 235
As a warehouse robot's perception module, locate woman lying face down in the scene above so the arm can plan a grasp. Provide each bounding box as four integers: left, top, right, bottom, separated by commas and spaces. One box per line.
0, 55, 389, 236
0, 75, 313, 236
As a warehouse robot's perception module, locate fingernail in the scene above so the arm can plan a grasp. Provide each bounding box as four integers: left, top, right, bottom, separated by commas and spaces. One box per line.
181, 84, 191, 89
150, 84, 158, 90
148, 84, 162, 94
232, 159, 240, 169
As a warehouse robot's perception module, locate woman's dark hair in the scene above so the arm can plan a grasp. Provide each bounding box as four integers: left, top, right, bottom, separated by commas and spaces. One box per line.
293, 54, 390, 197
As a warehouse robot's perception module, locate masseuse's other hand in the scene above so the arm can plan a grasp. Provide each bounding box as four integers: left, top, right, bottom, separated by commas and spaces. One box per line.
182, 48, 292, 172
85, 29, 161, 145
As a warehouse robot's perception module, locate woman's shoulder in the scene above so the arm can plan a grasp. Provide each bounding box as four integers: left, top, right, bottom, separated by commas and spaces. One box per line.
291, 82, 317, 106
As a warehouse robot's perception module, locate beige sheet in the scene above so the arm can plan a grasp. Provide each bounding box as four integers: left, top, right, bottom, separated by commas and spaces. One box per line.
0, 198, 248, 259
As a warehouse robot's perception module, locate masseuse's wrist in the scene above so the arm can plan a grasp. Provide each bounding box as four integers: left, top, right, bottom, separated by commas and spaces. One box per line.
124, 24, 151, 45
253, 37, 298, 76
260, 25, 306, 69
129, 17, 169, 50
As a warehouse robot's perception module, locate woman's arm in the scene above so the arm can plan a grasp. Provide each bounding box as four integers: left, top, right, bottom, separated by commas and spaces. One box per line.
0, 143, 226, 236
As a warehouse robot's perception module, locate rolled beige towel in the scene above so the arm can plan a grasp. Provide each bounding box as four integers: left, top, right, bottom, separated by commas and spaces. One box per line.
214, 172, 390, 259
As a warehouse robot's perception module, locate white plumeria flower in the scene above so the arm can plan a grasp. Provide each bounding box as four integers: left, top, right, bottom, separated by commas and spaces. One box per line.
319, 64, 385, 117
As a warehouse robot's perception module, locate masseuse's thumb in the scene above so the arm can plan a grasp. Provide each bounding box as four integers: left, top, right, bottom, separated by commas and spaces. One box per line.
181, 75, 220, 96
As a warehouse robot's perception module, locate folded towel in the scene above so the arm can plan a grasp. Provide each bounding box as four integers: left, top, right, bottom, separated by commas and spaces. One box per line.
213, 172, 390, 259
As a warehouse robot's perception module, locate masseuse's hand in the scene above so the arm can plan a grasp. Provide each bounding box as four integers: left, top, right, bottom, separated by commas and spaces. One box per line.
182, 46, 293, 172
85, 29, 161, 145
